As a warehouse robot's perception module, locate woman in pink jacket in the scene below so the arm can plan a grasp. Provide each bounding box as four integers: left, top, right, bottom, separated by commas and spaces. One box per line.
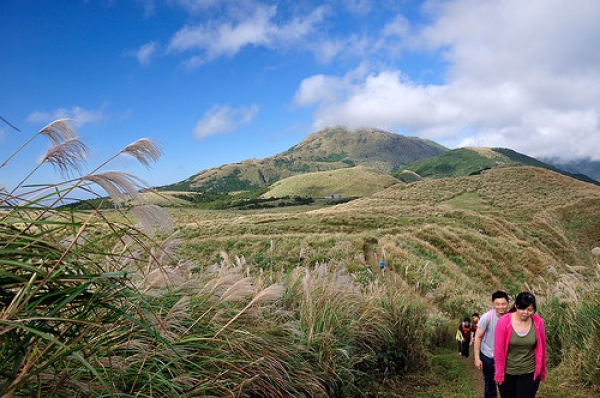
494, 292, 546, 398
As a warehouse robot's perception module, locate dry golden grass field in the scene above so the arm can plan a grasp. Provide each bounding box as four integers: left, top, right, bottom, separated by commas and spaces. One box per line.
168, 166, 600, 316
156, 165, 600, 396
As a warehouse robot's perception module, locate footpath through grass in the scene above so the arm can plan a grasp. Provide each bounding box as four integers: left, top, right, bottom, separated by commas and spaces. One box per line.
371, 347, 477, 397
378, 345, 597, 398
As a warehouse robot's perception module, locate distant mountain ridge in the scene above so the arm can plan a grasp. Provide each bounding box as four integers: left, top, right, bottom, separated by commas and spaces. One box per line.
160, 126, 448, 193
157, 127, 598, 201
542, 158, 600, 183
282, 126, 448, 173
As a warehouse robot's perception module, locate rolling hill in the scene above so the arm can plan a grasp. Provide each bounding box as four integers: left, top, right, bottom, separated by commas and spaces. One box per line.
158, 126, 448, 194
394, 146, 599, 184
261, 166, 400, 199
151, 127, 598, 208
171, 164, 600, 316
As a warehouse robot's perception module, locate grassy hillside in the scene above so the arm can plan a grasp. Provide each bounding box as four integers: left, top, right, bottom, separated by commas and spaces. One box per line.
395, 147, 599, 184
160, 126, 447, 193
262, 166, 400, 199
172, 166, 600, 310
166, 165, 600, 394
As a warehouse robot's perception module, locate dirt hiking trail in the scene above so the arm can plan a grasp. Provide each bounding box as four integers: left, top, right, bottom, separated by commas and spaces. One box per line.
466, 354, 485, 397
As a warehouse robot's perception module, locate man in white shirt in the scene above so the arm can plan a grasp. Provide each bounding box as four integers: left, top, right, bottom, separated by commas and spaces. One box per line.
473, 291, 510, 398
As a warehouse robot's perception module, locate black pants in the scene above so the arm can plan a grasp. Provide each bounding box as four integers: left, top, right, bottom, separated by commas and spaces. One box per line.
460, 340, 470, 358
480, 352, 497, 398
498, 372, 540, 398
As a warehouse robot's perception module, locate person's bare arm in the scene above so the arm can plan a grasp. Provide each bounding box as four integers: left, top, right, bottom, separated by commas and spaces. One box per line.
473, 327, 485, 370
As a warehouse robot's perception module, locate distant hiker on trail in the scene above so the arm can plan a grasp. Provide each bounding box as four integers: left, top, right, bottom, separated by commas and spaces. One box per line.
474, 290, 510, 398
458, 317, 473, 359
494, 292, 547, 398
472, 312, 480, 331
380, 260, 385, 274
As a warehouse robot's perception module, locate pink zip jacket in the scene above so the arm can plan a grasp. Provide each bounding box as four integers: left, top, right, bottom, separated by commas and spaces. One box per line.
493, 313, 547, 383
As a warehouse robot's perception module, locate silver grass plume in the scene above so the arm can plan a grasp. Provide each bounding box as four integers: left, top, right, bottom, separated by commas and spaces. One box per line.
159, 295, 192, 339
121, 138, 162, 169
213, 283, 285, 338
141, 260, 196, 294
38, 119, 78, 145
82, 171, 146, 206
200, 274, 243, 298
1, 119, 79, 171
220, 251, 232, 268
219, 277, 255, 302
43, 137, 89, 177
154, 231, 181, 264
130, 204, 172, 236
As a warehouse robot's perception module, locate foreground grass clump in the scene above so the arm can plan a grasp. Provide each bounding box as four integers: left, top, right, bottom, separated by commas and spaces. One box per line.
139, 253, 440, 396
0, 119, 302, 396
0, 119, 177, 396
282, 263, 434, 394
535, 266, 600, 395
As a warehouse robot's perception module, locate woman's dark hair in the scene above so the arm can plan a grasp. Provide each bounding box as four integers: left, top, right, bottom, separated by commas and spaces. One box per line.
514, 292, 537, 312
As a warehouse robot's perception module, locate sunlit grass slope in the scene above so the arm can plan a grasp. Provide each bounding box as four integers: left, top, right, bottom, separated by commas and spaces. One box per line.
173, 166, 600, 315
171, 165, 600, 393
262, 166, 401, 199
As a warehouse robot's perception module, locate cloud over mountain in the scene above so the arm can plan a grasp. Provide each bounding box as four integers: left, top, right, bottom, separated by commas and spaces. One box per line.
294, 0, 600, 163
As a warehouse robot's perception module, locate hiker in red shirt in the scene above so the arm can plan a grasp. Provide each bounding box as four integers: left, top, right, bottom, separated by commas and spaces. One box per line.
458, 317, 474, 359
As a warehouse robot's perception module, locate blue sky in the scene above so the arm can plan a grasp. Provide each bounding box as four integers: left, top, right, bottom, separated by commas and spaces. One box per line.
2, 0, 600, 191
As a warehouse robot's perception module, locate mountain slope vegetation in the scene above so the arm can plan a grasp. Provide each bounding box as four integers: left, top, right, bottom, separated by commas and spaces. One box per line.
170, 165, 600, 393
395, 147, 599, 184
174, 166, 600, 305
159, 126, 447, 194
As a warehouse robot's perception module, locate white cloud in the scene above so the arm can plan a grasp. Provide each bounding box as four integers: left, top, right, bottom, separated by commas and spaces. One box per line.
168, 5, 275, 57
136, 41, 158, 65
295, 0, 600, 162
26, 104, 108, 126
294, 74, 347, 106
193, 104, 259, 139
296, 68, 464, 136
167, 3, 326, 65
